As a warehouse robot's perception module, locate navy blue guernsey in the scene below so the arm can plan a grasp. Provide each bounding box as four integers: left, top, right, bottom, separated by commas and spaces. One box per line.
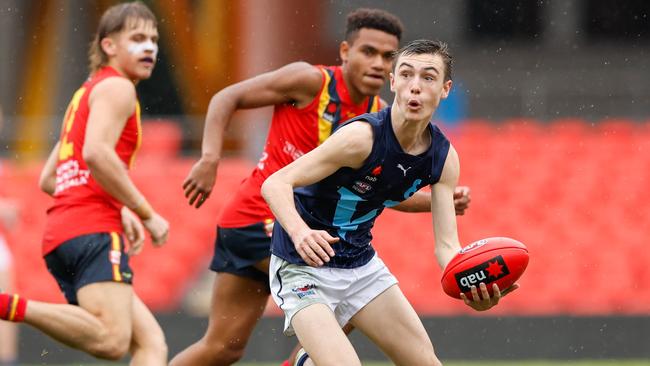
270, 107, 451, 268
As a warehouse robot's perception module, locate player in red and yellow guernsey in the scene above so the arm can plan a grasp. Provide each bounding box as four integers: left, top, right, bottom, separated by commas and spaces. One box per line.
173, 9, 471, 366
0, 2, 169, 364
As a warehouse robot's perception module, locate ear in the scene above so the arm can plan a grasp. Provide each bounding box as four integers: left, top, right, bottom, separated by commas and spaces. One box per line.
100, 37, 117, 57
339, 41, 350, 64
389, 72, 395, 92
440, 80, 453, 99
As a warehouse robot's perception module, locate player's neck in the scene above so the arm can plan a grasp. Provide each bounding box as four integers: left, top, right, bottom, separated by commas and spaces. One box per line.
390, 107, 431, 155
105, 62, 139, 84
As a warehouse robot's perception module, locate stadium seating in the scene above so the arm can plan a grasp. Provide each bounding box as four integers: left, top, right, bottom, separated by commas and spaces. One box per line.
2, 118, 649, 316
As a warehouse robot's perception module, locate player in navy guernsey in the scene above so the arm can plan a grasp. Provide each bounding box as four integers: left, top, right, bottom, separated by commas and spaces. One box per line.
271, 107, 450, 269
263, 40, 516, 366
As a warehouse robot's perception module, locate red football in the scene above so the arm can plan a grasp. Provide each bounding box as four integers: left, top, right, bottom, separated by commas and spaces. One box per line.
441, 237, 529, 299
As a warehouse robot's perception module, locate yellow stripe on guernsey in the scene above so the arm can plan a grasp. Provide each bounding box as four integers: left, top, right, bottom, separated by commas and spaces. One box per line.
8, 295, 19, 321
110, 232, 123, 282
370, 95, 380, 112
317, 69, 334, 145
129, 102, 143, 168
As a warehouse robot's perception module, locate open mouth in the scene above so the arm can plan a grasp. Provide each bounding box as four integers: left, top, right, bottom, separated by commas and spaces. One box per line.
407, 100, 421, 108
139, 57, 154, 65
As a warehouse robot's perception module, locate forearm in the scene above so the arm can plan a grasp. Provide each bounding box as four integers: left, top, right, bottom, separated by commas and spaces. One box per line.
84, 146, 149, 216
200, 92, 237, 163
391, 190, 430, 212
39, 142, 60, 195
261, 176, 310, 239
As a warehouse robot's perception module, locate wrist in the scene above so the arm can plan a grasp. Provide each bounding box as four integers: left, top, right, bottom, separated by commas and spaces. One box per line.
200, 154, 220, 165
130, 199, 153, 220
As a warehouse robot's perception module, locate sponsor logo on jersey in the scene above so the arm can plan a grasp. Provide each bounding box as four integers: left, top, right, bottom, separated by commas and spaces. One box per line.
454, 255, 510, 292
55, 160, 91, 194
283, 141, 305, 161
323, 102, 338, 122
397, 163, 412, 176
292, 284, 317, 299
352, 180, 373, 194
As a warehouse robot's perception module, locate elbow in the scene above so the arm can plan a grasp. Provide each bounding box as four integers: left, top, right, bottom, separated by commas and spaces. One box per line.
260, 175, 275, 204
82, 146, 102, 169
38, 174, 54, 195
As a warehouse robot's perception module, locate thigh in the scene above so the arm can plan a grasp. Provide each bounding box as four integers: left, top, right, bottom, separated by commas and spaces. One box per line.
77, 281, 134, 339
349, 285, 437, 366
203, 272, 270, 344
292, 303, 361, 366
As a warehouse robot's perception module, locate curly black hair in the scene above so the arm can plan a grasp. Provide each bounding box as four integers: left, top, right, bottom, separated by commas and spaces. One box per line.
345, 8, 403, 43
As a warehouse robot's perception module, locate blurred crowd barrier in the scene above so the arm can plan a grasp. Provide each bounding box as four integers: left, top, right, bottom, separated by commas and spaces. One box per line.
1, 118, 649, 316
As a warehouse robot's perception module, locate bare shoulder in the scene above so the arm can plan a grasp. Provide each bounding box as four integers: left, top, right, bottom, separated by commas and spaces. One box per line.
273, 61, 323, 95
327, 121, 374, 163
89, 77, 136, 108
439, 143, 460, 184
281, 62, 323, 83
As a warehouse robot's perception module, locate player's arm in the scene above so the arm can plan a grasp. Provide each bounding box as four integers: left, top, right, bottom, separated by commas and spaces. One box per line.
391, 186, 471, 215
261, 122, 373, 266
430, 145, 463, 269
39, 142, 60, 196
432, 146, 513, 310
183, 62, 324, 208
83, 77, 168, 245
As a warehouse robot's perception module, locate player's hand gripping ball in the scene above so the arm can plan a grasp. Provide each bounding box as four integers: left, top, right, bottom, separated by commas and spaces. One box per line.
441, 237, 529, 299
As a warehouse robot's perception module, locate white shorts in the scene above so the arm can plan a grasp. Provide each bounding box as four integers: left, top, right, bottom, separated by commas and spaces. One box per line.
0, 235, 13, 271
269, 253, 398, 336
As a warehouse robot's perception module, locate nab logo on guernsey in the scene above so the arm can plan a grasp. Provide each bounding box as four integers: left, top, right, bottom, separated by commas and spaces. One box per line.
291, 284, 317, 299
454, 255, 510, 292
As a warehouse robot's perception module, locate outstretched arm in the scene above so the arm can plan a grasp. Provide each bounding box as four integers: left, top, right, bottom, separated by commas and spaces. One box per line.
432, 145, 516, 310
183, 62, 323, 208
261, 122, 373, 266
391, 186, 471, 215
430, 145, 463, 269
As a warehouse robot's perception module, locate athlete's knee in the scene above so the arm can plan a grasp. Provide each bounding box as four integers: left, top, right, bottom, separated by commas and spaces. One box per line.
138, 326, 168, 359
419, 351, 443, 366
200, 339, 246, 365
89, 333, 131, 360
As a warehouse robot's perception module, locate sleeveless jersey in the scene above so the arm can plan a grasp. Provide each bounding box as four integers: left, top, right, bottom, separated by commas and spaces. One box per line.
271, 107, 451, 268
42, 66, 142, 255
218, 65, 380, 227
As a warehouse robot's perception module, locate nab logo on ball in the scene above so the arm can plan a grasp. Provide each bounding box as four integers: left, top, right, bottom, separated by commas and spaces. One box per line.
455, 255, 510, 292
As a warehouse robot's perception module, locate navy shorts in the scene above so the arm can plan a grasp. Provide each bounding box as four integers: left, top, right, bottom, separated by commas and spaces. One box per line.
210, 221, 273, 291
44, 232, 133, 305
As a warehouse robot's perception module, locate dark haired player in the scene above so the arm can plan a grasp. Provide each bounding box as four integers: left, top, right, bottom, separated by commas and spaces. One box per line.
263, 39, 514, 366
176, 10, 471, 366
